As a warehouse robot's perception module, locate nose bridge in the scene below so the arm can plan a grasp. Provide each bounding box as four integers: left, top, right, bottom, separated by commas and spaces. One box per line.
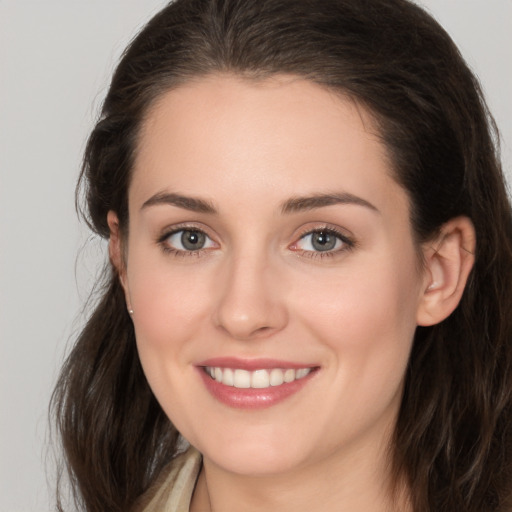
213, 242, 288, 340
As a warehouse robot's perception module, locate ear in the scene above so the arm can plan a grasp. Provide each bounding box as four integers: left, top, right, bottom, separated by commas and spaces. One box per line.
107, 211, 130, 299
416, 216, 476, 326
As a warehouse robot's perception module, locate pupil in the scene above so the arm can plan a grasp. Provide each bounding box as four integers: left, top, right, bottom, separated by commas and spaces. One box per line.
181, 230, 205, 250
312, 231, 336, 251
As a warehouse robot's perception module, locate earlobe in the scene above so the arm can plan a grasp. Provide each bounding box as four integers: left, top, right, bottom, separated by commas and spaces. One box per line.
416, 216, 476, 327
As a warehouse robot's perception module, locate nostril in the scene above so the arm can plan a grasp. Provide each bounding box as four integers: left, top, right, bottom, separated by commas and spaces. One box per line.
215, 321, 275, 341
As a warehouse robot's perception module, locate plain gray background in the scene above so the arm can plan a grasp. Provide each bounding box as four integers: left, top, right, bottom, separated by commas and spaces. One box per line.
0, 1, 510, 510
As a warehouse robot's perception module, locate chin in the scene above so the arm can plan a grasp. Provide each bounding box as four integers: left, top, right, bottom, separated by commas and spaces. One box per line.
194, 429, 315, 476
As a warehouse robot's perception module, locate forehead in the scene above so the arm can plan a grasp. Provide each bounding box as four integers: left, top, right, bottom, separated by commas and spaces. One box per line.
131, 74, 407, 218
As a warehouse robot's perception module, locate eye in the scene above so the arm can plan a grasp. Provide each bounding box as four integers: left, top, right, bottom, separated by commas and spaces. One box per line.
299, 231, 341, 252
162, 228, 216, 253
290, 228, 354, 256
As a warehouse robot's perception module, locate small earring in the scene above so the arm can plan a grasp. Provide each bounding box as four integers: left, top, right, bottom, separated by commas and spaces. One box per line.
128, 308, 134, 315
427, 282, 438, 291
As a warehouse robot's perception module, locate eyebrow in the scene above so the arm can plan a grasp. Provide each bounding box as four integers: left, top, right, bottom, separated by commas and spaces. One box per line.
141, 192, 217, 213
281, 193, 379, 214
140, 191, 378, 215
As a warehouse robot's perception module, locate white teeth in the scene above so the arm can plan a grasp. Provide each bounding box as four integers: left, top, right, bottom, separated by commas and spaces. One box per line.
205, 366, 313, 388
233, 369, 251, 388
269, 368, 284, 386
223, 368, 234, 386
251, 369, 270, 388
283, 369, 295, 383
295, 368, 310, 379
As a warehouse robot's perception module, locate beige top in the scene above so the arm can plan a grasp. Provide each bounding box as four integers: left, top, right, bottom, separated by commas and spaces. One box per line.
137, 447, 202, 512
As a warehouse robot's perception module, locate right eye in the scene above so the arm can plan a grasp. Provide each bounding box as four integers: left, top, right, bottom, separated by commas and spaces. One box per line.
161, 229, 216, 253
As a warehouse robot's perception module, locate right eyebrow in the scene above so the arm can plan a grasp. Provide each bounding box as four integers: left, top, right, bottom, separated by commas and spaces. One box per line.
141, 192, 217, 214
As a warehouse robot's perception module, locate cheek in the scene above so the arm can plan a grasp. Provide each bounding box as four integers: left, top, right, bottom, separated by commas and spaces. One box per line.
302, 253, 419, 330
126, 257, 214, 426
297, 253, 421, 392
126, 253, 213, 369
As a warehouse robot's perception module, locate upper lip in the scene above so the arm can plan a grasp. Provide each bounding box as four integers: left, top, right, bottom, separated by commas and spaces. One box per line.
196, 357, 318, 371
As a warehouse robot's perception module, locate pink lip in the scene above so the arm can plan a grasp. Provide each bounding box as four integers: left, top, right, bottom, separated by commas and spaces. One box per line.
197, 357, 317, 371
196, 358, 319, 410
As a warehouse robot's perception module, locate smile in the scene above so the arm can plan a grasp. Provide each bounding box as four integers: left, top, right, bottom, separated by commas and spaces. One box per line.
204, 367, 313, 389
198, 360, 319, 409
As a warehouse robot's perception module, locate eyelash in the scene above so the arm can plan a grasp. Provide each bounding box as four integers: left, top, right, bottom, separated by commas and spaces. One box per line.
157, 225, 355, 259
157, 225, 216, 258
291, 226, 355, 260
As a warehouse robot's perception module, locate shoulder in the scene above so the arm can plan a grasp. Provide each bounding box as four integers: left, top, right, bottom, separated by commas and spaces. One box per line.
134, 446, 202, 512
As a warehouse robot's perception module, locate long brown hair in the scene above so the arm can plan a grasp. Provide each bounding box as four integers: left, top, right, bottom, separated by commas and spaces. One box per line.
51, 1, 512, 510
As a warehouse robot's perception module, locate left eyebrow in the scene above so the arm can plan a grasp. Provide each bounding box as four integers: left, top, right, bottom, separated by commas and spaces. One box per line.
281, 192, 379, 214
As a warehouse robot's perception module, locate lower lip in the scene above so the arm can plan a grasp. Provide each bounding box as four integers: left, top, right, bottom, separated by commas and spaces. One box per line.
198, 368, 317, 410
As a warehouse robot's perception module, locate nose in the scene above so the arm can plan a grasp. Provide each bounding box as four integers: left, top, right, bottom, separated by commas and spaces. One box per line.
212, 252, 288, 341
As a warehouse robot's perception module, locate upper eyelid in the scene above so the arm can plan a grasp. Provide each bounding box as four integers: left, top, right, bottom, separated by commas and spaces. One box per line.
299, 227, 349, 238
294, 223, 354, 241
158, 222, 215, 240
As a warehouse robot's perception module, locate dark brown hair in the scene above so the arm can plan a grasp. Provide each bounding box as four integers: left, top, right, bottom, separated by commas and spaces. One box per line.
51, 0, 512, 510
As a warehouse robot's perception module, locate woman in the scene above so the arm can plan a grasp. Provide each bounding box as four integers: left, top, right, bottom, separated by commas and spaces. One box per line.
51, 0, 512, 511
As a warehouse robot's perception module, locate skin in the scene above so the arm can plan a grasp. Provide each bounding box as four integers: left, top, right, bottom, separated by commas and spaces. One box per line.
108, 74, 475, 512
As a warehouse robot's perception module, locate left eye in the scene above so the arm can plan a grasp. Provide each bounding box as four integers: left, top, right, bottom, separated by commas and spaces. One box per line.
294, 230, 346, 252
164, 229, 216, 251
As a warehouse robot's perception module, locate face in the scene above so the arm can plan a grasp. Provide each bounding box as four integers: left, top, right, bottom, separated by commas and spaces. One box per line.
119, 75, 429, 477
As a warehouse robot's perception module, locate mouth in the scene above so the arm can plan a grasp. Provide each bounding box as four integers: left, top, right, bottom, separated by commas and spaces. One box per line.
203, 366, 314, 389
197, 358, 319, 409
